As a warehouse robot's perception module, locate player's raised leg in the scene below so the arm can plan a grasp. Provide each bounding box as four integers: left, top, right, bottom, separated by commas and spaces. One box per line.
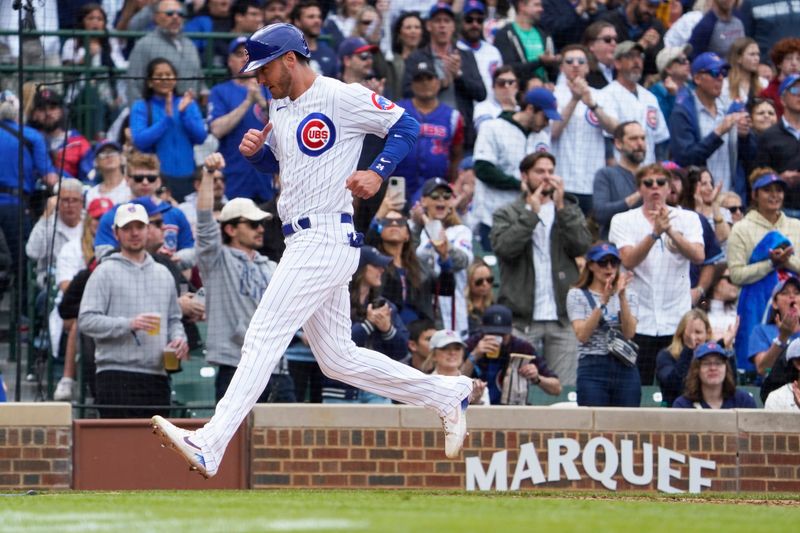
153, 232, 357, 477
303, 282, 473, 457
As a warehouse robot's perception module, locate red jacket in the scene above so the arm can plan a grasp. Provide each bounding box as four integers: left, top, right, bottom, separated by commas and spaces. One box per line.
760, 78, 783, 119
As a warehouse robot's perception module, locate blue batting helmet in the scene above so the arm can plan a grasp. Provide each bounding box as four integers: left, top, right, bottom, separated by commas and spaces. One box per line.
241, 23, 310, 74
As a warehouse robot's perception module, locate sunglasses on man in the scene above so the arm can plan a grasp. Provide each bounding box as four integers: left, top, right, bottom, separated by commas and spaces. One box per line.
642, 178, 667, 188
131, 174, 159, 183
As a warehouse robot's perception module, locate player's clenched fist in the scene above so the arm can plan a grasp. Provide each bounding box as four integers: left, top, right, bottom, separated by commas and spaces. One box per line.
346, 169, 383, 199
239, 122, 273, 158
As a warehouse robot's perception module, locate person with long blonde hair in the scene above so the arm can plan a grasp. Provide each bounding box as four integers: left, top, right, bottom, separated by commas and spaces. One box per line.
465, 258, 494, 335
726, 37, 763, 103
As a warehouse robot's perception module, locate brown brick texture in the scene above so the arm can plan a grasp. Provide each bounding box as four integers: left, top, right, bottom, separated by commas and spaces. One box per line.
0, 427, 71, 489
250, 429, 800, 491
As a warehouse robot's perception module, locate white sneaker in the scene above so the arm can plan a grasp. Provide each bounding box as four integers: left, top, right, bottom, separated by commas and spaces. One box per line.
151, 415, 212, 479
53, 377, 74, 401
441, 398, 469, 458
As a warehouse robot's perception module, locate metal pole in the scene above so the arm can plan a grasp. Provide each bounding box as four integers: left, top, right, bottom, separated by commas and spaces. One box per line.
13, 0, 24, 401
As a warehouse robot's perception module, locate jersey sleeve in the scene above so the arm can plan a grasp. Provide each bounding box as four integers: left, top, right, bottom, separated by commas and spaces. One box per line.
339, 82, 404, 137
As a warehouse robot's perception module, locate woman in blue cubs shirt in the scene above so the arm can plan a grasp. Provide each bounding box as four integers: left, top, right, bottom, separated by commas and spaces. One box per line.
130, 57, 206, 202
673, 342, 757, 409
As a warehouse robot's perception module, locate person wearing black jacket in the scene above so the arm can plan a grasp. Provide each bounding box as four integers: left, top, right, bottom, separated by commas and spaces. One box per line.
494, 0, 559, 87
403, 3, 486, 149
542, 0, 601, 53
599, 0, 665, 77
754, 74, 800, 216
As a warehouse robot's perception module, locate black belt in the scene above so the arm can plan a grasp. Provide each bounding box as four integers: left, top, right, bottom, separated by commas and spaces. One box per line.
282, 213, 353, 237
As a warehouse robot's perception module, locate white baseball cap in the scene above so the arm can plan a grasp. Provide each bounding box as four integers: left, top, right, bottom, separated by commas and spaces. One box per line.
114, 203, 148, 228
430, 329, 466, 350
219, 198, 272, 223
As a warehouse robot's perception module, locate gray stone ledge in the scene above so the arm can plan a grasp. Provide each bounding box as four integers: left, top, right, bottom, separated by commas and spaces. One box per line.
0, 402, 72, 426
593, 407, 738, 433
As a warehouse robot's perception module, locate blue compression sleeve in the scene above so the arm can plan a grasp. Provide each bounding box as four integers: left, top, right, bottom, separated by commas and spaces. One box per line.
368, 111, 419, 180
246, 145, 280, 174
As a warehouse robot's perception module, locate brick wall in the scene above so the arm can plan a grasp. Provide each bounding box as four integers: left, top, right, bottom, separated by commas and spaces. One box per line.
249, 406, 800, 492
0, 403, 72, 490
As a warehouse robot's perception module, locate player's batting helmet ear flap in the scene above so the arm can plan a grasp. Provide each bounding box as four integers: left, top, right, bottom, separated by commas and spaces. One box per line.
241, 23, 311, 74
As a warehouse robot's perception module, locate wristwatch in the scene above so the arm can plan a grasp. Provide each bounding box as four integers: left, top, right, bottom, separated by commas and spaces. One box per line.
588, 102, 599, 111
772, 337, 789, 349
649, 232, 659, 241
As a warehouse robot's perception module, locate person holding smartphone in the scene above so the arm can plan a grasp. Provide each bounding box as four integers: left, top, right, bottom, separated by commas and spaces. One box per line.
321, 245, 410, 404
728, 169, 800, 376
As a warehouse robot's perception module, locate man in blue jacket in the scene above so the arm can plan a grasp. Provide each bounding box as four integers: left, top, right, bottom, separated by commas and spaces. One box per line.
668, 52, 754, 198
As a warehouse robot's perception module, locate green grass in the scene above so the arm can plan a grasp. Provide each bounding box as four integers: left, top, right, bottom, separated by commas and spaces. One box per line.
1, 490, 799, 532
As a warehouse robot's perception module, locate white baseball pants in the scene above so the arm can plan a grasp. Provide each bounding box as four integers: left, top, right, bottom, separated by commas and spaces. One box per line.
195, 216, 473, 475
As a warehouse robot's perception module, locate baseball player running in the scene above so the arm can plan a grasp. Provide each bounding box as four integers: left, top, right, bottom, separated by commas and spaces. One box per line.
152, 23, 473, 478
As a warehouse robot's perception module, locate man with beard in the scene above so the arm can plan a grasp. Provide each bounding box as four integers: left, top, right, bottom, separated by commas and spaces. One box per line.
456, 1, 503, 99
490, 151, 591, 386
126, 0, 206, 101
593, 121, 646, 238
395, 61, 464, 197
473, 88, 561, 251
208, 37, 275, 203
263, 0, 289, 24
403, 3, 486, 149
28, 89, 92, 181
599, 0, 665, 77
609, 163, 705, 386
494, 0, 559, 86
291, 0, 338, 78
600, 41, 670, 164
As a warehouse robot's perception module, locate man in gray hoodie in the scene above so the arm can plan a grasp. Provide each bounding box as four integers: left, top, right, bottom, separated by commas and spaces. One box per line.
195, 153, 288, 402
79, 203, 188, 418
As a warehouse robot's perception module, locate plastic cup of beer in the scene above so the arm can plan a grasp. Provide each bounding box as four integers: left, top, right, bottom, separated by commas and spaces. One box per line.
486, 335, 503, 359
145, 312, 161, 336
163, 346, 180, 372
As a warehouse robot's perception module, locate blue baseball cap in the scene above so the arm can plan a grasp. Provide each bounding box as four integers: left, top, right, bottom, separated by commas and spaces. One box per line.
429, 2, 455, 18
92, 139, 121, 158
464, 0, 486, 15
525, 88, 562, 121
779, 74, 800, 96
359, 245, 392, 269
228, 36, 248, 55
421, 177, 453, 197
482, 305, 513, 335
752, 173, 787, 191
586, 243, 621, 263
691, 52, 729, 76
693, 341, 728, 360
132, 195, 171, 216
338, 36, 378, 58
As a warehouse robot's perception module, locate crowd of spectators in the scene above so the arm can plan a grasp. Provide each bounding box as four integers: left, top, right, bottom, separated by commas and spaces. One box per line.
2, 0, 800, 414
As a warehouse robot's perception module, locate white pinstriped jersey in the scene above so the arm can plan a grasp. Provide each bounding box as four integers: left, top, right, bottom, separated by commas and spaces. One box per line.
472, 116, 551, 227
552, 81, 607, 195
266, 76, 404, 222
599, 80, 670, 165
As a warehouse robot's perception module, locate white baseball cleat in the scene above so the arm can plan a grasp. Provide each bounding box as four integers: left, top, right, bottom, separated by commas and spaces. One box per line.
151, 415, 212, 479
441, 398, 469, 458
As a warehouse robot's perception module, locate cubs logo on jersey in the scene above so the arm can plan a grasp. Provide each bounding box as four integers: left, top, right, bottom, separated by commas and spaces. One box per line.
534, 142, 550, 152
371, 92, 396, 111
296, 113, 337, 157
585, 107, 600, 127
646, 106, 658, 129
